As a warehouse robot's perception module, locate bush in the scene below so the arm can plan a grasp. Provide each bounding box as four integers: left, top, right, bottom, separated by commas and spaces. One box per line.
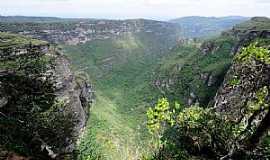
145, 99, 260, 159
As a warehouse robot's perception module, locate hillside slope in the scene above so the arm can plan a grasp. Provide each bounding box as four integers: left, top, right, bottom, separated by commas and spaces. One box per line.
62, 30, 180, 159
153, 17, 270, 108
170, 16, 249, 38
145, 17, 270, 160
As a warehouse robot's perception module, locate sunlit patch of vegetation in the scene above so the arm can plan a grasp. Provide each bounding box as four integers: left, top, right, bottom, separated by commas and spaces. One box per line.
235, 43, 270, 64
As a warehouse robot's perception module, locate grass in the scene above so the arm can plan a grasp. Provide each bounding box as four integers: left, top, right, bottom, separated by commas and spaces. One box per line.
86, 91, 149, 159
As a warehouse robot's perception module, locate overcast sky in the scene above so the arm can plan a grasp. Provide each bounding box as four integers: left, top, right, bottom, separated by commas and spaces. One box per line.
0, 0, 269, 20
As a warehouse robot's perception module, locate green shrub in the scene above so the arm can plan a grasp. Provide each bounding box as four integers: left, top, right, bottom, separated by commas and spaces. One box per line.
146, 99, 252, 159
235, 43, 270, 64
229, 76, 241, 87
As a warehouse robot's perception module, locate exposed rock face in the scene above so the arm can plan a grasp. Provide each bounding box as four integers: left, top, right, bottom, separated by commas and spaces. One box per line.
207, 74, 216, 87
200, 41, 219, 55
0, 35, 93, 159
214, 25, 270, 121
188, 92, 197, 106
200, 72, 210, 82
212, 38, 270, 158
231, 30, 270, 55
0, 44, 50, 60
53, 54, 94, 153
152, 17, 270, 108
0, 96, 8, 108
200, 72, 216, 87
214, 58, 270, 121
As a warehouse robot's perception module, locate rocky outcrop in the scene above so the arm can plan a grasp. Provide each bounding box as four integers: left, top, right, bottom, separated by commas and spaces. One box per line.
214, 46, 270, 122
0, 33, 93, 159
188, 92, 198, 106
214, 18, 270, 121
212, 37, 270, 159
52, 54, 94, 153
200, 41, 219, 55
231, 30, 270, 55
55, 54, 93, 131
200, 72, 217, 87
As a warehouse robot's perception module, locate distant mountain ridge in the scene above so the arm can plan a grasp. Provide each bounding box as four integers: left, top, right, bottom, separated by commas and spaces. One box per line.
0, 17, 181, 45
0, 15, 118, 23
0, 15, 251, 40
0, 16, 64, 23
170, 16, 250, 38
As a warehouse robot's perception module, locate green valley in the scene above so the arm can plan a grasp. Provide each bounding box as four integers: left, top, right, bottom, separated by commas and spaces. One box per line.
1, 14, 270, 160
61, 23, 240, 159
61, 32, 178, 159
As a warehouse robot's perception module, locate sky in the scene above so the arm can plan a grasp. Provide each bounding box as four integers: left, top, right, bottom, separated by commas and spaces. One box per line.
0, 0, 269, 20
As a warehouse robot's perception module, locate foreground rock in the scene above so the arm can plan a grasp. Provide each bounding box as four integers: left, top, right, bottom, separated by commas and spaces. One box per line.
0, 32, 93, 159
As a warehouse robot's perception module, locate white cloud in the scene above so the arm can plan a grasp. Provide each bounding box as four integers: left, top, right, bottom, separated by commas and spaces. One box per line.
0, 0, 269, 20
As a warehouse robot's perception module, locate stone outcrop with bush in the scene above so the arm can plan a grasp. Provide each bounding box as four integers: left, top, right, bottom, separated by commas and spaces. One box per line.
0, 32, 93, 159
152, 17, 270, 108
146, 17, 270, 160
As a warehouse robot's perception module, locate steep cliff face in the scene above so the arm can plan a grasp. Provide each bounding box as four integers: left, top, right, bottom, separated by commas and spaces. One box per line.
152, 17, 270, 108
214, 42, 270, 121
212, 41, 270, 159
0, 32, 93, 159
152, 34, 235, 106
52, 54, 94, 153
147, 18, 270, 160
214, 17, 270, 119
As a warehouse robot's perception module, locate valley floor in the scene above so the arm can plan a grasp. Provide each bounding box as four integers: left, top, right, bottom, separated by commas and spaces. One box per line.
87, 91, 151, 159
61, 36, 161, 159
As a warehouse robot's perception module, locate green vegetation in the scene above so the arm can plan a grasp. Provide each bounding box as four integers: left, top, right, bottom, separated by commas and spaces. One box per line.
233, 17, 270, 31
153, 35, 236, 106
1, 15, 270, 160
146, 98, 175, 135
146, 91, 270, 159
77, 121, 104, 160
235, 43, 270, 64
62, 32, 174, 159
229, 76, 241, 87
247, 86, 269, 112
145, 99, 238, 159
0, 32, 47, 49
0, 44, 70, 159
62, 22, 240, 159
145, 43, 270, 160
0, 16, 65, 23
